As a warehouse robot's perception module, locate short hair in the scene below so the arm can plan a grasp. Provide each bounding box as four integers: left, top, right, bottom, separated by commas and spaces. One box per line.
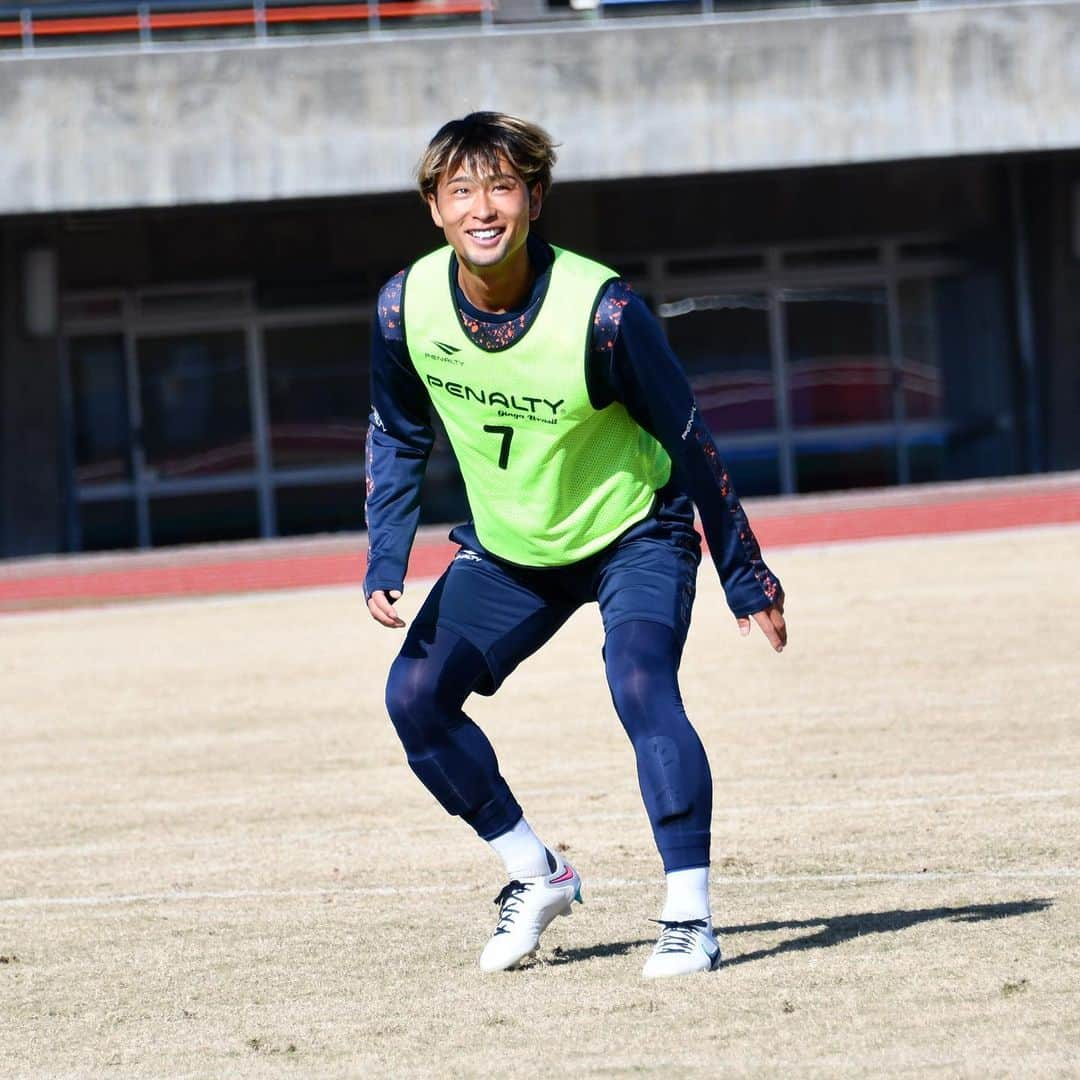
417, 112, 558, 203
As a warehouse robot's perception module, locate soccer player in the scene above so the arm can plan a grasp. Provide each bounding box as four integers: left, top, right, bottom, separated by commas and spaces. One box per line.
365, 112, 786, 978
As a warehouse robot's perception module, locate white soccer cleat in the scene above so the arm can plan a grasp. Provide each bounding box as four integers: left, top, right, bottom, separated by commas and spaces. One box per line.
479, 857, 582, 972
642, 918, 722, 978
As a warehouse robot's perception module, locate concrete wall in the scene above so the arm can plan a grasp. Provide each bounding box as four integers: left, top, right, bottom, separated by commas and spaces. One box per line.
3, 1, 1080, 214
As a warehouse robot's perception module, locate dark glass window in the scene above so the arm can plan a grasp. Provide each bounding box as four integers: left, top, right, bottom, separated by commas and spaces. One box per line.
928, 272, 1017, 480
795, 443, 898, 494
723, 448, 782, 499
784, 288, 892, 429
264, 322, 368, 470
68, 335, 131, 486
662, 295, 775, 434
275, 481, 366, 537
79, 499, 137, 552
137, 331, 253, 479
907, 436, 947, 485
898, 278, 945, 422
149, 490, 259, 547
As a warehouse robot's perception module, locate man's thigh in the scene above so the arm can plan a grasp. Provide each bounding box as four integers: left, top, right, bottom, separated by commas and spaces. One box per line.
595, 530, 700, 652
410, 549, 576, 695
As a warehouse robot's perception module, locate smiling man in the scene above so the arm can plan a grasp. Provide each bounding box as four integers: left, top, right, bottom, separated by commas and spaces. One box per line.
364, 112, 787, 978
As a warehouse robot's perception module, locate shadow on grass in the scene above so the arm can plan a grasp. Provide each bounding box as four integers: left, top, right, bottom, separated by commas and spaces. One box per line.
546, 898, 1053, 968
547, 939, 646, 965
718, 898, 1053, 967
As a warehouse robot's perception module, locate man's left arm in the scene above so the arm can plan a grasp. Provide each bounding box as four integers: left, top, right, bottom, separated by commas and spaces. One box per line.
600, 287, 787, 650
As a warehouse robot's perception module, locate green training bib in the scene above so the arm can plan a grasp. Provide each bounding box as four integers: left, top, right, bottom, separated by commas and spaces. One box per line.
404, 244, 671, 566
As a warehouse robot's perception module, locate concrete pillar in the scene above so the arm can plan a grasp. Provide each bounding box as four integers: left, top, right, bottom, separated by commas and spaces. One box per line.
1046, 167, 1080, 470
1024, 158, 1080, 474
0, 225, 66, 558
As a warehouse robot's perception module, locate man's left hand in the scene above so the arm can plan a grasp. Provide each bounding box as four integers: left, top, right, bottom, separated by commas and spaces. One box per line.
737, 596, 787, 652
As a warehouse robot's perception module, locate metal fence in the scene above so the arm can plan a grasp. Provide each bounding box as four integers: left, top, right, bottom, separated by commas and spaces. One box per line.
0, 0, 1029, 52
0, 0, 494, 50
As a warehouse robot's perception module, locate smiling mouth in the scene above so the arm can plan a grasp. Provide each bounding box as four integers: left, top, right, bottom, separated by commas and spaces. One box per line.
466, 228, 505, 241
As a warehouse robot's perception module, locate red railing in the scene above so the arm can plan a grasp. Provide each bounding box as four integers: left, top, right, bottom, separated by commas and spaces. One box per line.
0, 0, 493, 43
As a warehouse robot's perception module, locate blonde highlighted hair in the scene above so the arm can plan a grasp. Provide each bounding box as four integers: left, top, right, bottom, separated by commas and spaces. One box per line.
417, 112, 558, 202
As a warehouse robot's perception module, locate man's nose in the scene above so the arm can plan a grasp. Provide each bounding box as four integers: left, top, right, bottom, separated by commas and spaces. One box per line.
472, 191, 496, 219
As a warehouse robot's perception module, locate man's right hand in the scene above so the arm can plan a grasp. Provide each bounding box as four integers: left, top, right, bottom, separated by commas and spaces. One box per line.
367, 589, 406, 629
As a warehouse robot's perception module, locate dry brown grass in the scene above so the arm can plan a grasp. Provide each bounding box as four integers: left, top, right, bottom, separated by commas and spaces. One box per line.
2, 526, 1079, 1078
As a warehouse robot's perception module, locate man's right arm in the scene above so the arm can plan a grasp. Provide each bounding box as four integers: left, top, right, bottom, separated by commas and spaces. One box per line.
364, 272, 435, 612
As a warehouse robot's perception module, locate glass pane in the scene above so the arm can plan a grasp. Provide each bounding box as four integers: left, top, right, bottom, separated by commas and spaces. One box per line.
149, 490, 259, 547
264, 322, 368, 470
721, 447, 782, 498
898, 279, 945, 421
662, 295, 775, 434
138, 331, 253, 479
916, 272, 1017, 480
796, 443, 898, 493
275, 481, 366, 537
79, 499, 137, 552
908, 436, 946, 485
68, 335, 131, 486
784, 288, 892, 427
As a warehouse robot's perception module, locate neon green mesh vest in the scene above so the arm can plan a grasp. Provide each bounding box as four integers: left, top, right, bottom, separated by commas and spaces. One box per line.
404, 244, 671, 567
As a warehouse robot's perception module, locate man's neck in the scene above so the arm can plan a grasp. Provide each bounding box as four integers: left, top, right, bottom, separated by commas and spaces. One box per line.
456, 246, 535, 315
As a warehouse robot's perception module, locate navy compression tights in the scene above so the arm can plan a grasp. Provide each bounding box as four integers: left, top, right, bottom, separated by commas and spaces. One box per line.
384, 619, 712, 872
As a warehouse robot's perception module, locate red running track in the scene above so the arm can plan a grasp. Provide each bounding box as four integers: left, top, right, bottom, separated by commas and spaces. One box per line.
1, 475, 1077, 613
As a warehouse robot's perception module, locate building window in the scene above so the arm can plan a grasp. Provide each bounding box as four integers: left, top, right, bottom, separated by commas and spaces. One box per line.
264, 321, 369, 471
137, 331, 254, 480
654, 239, 1015, 495
59, 234, 1018, 550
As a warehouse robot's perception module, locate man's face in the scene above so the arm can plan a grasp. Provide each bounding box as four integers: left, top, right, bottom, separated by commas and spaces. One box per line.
427, 156, 542, 272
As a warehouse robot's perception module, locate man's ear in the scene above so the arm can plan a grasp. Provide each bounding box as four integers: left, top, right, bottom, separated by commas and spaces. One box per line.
427, 193, 445, 229
528, 183, 543, 222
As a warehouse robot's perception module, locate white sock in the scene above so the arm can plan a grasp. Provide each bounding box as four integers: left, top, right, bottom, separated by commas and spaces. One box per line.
487, 817, 551, 880
660, 867, 711, 922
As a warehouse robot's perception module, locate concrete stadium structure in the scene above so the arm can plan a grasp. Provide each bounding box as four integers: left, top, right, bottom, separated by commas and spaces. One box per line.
2, 0, 1078, 555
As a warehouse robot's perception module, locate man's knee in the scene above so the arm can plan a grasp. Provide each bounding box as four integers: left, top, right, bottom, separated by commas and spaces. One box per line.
385, 655, 443, 749
606, 662, 650, 726
606, 648, 678, 727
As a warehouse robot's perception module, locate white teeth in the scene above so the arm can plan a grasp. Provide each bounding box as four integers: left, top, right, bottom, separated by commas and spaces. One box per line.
469, 229, 501, 239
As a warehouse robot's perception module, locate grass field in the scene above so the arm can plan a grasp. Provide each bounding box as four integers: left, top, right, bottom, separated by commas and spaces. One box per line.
2, 524, 1079, 1077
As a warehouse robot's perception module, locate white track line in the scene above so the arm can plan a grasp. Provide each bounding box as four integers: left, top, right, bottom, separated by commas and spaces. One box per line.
527, 788, 1079, 817
573, 787, 1080, 824
2, 868, 1077, 911
3, 788, 1075, 863
744, 789, 1079, 814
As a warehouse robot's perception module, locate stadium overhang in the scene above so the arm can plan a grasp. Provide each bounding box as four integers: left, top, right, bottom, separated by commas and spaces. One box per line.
2, 0, 1080, 214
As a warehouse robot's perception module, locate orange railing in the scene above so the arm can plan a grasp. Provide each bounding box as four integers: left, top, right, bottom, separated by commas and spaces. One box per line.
0, 0, 493, 44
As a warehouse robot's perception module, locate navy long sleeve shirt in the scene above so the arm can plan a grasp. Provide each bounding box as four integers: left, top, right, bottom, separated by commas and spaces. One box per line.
364, 237, 782, 618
